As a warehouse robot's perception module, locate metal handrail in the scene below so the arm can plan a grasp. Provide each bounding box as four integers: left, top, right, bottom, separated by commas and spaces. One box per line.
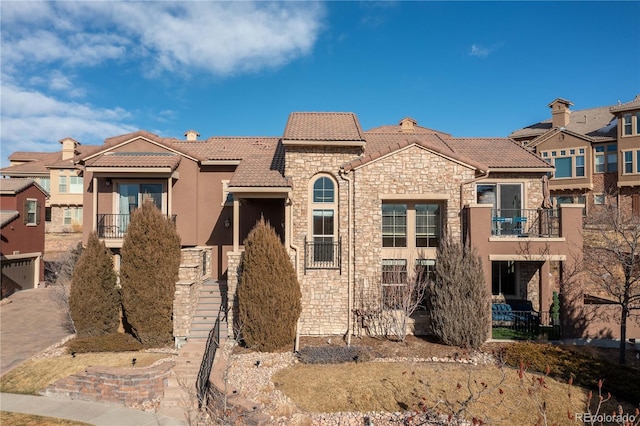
491, 208, 559, 237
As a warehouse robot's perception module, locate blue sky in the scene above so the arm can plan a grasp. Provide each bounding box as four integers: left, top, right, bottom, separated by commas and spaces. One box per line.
1, 1, 639, 167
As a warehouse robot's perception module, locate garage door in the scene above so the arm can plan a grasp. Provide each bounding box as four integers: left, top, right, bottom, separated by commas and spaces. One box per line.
1, 257, 36, 297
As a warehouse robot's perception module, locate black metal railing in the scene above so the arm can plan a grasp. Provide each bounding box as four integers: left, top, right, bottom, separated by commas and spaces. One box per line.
196, 305, 222, 409
492, 310, 561, 340
491, 208, 559, 238
96, 213, 176, 239
304, 236, 341, 273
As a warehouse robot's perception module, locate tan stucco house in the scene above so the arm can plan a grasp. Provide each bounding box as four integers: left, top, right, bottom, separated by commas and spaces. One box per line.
510, 96, 640, 219
58, 112, 598, 344
1, 138, 97, 234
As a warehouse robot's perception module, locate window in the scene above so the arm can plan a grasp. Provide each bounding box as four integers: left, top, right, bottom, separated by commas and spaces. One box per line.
36, 177, 50, 193
64, 207, 83, 226
69, 176, 83, 193
59, 175, 67, 193
594, 144, 618, 173
24, 199, 38, 225
415, 204, 440, 247
594, 194, 605, 205
542, 149, 586, 179
415, 258, 436, 284
308, 175, 338, 267
553, 195, 587, 216
624, 151, 633, 174
382, 204, 407, 247
623, 113, 633, 135
638, 151, 640, 173
492, 261, 516, 296
382, 259, 407, 309
45, 207, 52, 222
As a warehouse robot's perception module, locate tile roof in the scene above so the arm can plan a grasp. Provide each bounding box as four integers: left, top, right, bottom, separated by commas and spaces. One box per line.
177, 137, 281, 161
1, 146, 97, 175
609, 94, 640, 113
85, 152, 182, 170
366, 123, 451, 137
510, 105, 617, 141
282, 112, 365, 142
0, 178, 37, 194
228, 142, 288, 187
446, 138, 552, 169
0, 210, 19, 228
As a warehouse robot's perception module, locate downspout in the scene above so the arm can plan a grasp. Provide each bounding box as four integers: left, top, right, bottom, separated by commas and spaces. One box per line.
287, 196, 302, 352
339, 167, 354, 347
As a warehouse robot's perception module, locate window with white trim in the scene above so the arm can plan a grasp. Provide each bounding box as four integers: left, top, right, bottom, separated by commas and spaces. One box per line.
594, 144, 617, 173
63, 207, 83, 226
59, 175, 67, 193
69, 176, 83, 193
382, 204, 407, 247
309, 175, 338, 265
24, 199, 38, 225
623, 113, 633, 135
594, 194, 605, 205
541, 148, 585, 178
382, 259, 407, 309
622, 150, 640, 175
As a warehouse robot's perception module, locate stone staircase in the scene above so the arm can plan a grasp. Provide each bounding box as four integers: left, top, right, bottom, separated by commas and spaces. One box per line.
157, 279, 228, 421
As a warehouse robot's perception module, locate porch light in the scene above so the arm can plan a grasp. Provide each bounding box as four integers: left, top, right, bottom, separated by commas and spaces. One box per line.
105, 178, 111, 186
224, 217, 231, 228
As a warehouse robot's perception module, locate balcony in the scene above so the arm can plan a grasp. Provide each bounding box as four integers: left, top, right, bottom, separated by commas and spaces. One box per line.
491, 208, 559, 238
96, 213, 176, 239
304, 237, 341, 273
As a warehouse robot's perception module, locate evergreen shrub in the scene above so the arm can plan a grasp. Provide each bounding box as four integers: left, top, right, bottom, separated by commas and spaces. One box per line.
238, 218, 301, 352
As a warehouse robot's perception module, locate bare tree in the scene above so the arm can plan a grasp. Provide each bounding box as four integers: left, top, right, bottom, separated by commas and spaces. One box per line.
584, 203, 640, 365
355, 255, 431, 342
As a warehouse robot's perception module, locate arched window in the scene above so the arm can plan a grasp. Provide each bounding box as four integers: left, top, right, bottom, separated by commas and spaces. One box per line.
309, 175, 338, 266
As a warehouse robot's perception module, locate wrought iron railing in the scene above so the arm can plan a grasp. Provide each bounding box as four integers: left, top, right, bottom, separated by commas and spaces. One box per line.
304, 237, 341, 273
96, 213, 176, 239
492, 309, 561, 340
491, 208, 559, 238
196, 304, 222, 409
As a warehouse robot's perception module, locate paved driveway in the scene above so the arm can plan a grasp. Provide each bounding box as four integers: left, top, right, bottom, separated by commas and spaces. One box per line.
0, 288, 73, 375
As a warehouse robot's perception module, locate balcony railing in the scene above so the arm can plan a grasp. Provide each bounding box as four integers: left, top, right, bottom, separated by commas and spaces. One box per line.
491, 209, 559, 238
96, 213, 176, 239
304, 236, 341, 273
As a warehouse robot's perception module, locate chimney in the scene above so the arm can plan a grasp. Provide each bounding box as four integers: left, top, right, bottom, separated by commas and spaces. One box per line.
59, 137, 80, 160
399, 117, 417, 133
548, 98, 573, 128
185, 130, 200, 141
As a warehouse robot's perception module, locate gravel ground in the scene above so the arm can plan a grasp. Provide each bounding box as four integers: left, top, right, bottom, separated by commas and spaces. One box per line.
224, 340, 494, 425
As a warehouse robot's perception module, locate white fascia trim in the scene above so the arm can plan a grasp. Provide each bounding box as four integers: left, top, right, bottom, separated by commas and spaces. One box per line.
2, 251, 42, 261
228, 186, 291, 194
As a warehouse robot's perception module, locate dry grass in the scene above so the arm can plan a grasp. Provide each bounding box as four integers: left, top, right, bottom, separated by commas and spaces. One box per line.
0, 352, 171, 395
0, 411, 90, 426
273, 362, 591, 425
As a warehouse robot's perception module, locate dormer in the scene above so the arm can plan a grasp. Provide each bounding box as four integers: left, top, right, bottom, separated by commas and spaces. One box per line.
185, 129, 200, 141
548, 98, 574, 129
59, 137, 80, 160
399, 117, 417, 133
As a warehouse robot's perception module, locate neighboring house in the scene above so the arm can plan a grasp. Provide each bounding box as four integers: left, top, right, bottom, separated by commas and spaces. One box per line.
70, 114, 597, 342
1, 138, 97, 233
1, 178, 48, 297
510, 96, 640, 218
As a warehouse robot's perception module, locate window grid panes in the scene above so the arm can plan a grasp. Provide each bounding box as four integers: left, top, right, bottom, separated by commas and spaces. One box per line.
313, 177, 335, 203
415, 204, 440, 248
624, 114, 632, 135
624, 151, 633, 174
26, 200, 37, 224
382, 204, 407, 247
382, 259, 407, 310
59, 176, 67, 193
575, 156, 585, 177
70, 176, 83, 193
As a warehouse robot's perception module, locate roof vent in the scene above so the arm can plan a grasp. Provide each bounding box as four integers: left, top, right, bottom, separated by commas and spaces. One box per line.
184, 130, 200, 141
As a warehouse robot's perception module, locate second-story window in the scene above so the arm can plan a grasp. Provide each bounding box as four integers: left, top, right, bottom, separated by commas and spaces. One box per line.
382, 204, 407, 247
70, 176, 83, 193
59, 175, 67, 193
594, 144, 617, 173
415, 204, 440, 248
623, 113, 633, 135
543, 148, 585, 178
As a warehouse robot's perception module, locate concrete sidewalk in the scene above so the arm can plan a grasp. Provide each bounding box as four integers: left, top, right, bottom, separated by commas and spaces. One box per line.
0, 393, 186, 426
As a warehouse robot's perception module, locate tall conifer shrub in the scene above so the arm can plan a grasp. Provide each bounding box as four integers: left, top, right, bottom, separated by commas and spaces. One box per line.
120, 201, 181, 347
69, 233, 119, 336
426, 238, 490, 349
238, 218, 301, 351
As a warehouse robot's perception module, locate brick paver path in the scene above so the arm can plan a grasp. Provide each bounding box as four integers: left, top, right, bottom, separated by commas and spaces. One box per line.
0, 288, 73, 375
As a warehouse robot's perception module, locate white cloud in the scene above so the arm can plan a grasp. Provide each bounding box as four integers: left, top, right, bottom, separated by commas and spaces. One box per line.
0, 82, 136, 164
1, 2, 326, 77
469, 42, 503, 59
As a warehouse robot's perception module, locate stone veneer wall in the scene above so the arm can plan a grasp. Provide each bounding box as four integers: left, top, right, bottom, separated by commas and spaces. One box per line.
226, 251, 242, 337
285, 146, 362, 336
48, 206, 83, 234
41, 361, 174, 407
174, 247, 212, 347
